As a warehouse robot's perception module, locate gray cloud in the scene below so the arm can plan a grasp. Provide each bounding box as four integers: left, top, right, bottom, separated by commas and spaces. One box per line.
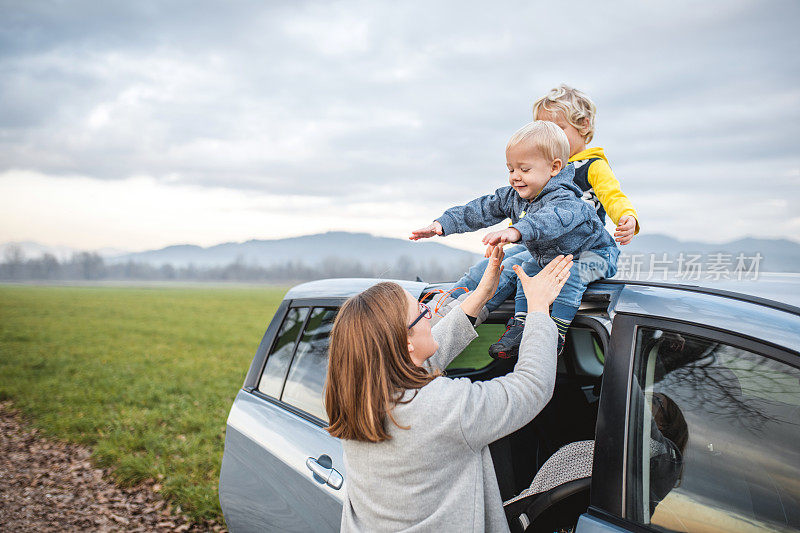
1, 0, 799, 238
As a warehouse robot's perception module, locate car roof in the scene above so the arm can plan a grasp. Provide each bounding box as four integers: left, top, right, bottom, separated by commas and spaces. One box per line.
605, 279, 800, 354
282, 275, 800, 353
284, 278, 430, 300
696, 274, 800, 310
285, 273, 800, 313
605, 272, 800, 314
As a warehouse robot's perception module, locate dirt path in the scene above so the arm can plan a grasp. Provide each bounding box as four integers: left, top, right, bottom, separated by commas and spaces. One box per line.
0, 402, 224, 532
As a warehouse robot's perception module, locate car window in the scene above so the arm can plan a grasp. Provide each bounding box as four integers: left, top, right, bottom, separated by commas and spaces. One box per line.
446, 323, 606, 375
626, 326, 800, 532
447, 323, 506, 370
282, 307, 338, 422
257, 307, 309, 398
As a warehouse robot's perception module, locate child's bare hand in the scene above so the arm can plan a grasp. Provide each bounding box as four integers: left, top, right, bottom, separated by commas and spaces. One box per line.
614, 215, 637, 245
512, 255, 573, 313
481, 227, 521, 246
410, 221, 443, 240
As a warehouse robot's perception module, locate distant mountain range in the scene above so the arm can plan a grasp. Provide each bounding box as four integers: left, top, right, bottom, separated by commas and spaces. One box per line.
618, 235, 800, 272
109, 232, 481, 271
0, 232, 481, 274
2, 232, 799, 272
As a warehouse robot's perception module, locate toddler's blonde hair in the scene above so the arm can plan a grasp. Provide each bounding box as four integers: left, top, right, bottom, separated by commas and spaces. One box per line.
532, 84, 597, 143
506, 120, 570, 164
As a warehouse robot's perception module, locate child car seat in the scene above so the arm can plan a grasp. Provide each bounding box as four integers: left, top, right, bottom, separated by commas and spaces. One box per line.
503, 440, 594, 532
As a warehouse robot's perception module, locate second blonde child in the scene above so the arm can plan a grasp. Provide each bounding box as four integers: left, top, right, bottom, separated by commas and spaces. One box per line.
417, 85, 639, 357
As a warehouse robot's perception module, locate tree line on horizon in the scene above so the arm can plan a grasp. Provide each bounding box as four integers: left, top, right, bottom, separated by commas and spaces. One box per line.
0, 245, 473, 283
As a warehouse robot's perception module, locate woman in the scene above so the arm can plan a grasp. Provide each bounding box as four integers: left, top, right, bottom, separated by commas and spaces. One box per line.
325, 246, 573, 532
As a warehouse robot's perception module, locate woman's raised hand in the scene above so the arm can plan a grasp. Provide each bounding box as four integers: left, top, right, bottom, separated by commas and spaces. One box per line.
473, 245, 505, 302
459, 245, 504, 317
512, 255, 573, 313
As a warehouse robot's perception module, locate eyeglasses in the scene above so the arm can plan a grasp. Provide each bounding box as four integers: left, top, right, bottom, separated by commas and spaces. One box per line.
408, 302, 432, 329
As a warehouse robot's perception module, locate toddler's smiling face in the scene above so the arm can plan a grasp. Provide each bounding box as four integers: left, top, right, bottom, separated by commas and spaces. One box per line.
506, 140, 563, 200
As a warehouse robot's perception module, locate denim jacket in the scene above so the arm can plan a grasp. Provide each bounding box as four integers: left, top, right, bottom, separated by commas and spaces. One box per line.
436, 164, 617, 266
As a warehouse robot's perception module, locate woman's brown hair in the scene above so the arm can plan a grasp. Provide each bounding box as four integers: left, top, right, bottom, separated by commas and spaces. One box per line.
325, 282, 438, 443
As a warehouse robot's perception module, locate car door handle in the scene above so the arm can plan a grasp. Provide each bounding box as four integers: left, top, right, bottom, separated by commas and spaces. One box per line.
306, 455, 344, 490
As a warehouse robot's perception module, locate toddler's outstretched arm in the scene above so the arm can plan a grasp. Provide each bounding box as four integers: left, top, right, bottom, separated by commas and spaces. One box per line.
434, 188, 516, 237
410, 187, 516, 240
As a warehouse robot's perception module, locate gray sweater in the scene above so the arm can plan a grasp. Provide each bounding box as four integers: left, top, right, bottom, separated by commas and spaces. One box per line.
340, 307, 557, 532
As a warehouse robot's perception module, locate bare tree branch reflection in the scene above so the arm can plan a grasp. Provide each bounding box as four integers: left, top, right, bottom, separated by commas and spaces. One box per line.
642, 331, 800, 434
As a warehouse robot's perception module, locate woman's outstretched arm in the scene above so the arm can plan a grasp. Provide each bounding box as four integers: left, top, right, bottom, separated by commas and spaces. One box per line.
456, 255, 573, 450
458, 245, 504, 318
425, 246, 505, 371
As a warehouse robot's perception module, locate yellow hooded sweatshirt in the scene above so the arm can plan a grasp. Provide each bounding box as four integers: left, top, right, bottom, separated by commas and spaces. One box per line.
569, 147, 640, 234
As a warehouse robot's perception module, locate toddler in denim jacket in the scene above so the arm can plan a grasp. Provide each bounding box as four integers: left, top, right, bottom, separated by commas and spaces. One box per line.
411, 120, 618, 356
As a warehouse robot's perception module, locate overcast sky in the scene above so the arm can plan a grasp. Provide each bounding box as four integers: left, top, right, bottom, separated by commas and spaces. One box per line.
1, 0, 798, 253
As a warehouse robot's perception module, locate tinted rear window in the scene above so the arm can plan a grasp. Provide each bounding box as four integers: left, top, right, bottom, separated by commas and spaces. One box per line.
257, 307, 309, 398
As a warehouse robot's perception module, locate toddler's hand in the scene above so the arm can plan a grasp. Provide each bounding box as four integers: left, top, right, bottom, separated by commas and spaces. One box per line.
481, 227, 521, 246
410, 221, 443, 240
614, 215, 637, 245
513, 255, 572, 313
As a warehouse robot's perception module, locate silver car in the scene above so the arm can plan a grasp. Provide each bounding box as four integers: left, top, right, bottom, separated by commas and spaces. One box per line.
220, 276, 800, 532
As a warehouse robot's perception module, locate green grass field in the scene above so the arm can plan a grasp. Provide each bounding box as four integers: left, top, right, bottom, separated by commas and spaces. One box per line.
0, 284, 287, 522
0, 284, 502, 523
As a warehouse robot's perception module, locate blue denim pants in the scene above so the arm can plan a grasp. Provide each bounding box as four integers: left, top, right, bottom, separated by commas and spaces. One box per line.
450, 245, 619, 314
449, 245, 530, 312
515, 246, 619, 313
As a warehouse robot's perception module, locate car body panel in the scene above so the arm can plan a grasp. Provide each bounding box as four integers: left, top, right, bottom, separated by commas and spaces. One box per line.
220, 391, 343, 532
576, 513, 631, 533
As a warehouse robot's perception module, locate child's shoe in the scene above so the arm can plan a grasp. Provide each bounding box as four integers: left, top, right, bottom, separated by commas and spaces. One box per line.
557, 332, 566, 357
488, 316, 525, 359
552, 316, 570, 356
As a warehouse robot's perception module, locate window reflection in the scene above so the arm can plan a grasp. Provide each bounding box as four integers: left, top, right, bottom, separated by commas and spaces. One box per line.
257, 307, 309, 398
629, 327, 800, 532
282, 307, 337, 421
